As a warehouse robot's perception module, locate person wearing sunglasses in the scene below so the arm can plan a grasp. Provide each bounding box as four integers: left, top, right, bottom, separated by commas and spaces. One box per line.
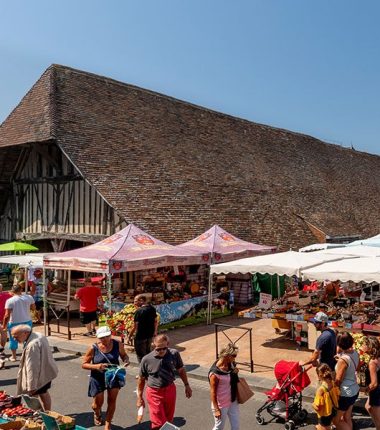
137, 334, 192, 429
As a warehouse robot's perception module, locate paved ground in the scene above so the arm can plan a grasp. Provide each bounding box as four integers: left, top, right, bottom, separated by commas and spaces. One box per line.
34, 315, 315, 381
0, 352, 374, 430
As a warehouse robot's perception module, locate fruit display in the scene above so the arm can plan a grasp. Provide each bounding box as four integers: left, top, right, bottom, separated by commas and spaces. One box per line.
1, 406, 34, 418
106, 304, 137, 335
353, 333, 371, 364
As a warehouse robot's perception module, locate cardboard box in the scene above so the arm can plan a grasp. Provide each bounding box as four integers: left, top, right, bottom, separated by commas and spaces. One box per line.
0, 421, 24, 430
43, 411, 75, 430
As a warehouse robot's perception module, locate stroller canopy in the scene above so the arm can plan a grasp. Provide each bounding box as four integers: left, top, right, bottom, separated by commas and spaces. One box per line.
274, 360, 311, 395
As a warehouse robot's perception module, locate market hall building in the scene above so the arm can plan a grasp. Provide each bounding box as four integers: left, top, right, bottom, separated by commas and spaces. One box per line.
0, 64, 379, 253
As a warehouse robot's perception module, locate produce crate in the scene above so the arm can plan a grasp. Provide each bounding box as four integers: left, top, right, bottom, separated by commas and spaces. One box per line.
0, 421, 24, 430
42, 411, 75, 430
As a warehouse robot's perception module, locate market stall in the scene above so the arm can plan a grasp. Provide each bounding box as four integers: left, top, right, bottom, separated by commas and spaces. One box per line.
209, 250, 355, 344
43, 223, 206, 338
212, 250, 380, 348
177, 224, 276, 322
0, 391, 84, 430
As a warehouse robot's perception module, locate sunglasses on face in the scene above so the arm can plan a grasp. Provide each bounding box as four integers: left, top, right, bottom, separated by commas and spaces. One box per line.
155, 347, 168, 352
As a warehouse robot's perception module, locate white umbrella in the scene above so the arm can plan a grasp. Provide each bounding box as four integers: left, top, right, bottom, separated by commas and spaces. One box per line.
210, 250, 345, 278
302, 257, 380, 283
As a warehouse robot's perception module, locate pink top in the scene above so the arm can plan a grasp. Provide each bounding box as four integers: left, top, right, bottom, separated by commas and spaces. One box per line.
0, 292, 12, 321
211, 373, 232, 408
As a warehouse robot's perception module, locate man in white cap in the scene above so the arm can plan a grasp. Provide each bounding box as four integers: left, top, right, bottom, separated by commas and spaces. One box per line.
300, 311, 337, 371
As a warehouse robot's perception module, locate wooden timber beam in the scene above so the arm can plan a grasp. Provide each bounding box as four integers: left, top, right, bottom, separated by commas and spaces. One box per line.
14, 174, 82, 185
16, 231, 108, 243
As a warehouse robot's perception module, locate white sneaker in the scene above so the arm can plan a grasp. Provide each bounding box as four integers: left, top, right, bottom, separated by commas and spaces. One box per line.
0, 359, 5, 369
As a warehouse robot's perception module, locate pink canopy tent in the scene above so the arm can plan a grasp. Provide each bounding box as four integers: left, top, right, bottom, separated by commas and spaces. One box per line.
43, 224, 204, 273
176, 224, 276, 263
177, 225, 276, 324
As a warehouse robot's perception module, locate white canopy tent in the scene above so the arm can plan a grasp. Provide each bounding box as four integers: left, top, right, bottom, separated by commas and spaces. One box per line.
314, 245, 380, 258
347, 234, 380, 248
299, 243, 345, 252
210, 250, 346, 278
0, 253, 44, 267
302, 256, 380, 284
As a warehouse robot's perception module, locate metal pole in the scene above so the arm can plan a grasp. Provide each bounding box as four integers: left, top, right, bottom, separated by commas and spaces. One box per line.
24, 267, 28, 293
277, 274, 281, 299
107, 273, 112, 319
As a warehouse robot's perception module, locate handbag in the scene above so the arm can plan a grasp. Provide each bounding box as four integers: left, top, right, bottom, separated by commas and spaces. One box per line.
236, 378, 254, 404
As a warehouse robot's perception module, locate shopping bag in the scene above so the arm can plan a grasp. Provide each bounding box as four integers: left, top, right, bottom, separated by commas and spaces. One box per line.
105, 365, 126, 388
236, 378, 254, 404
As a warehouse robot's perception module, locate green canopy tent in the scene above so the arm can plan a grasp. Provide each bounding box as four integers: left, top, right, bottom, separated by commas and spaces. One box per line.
0, 241, 39, 252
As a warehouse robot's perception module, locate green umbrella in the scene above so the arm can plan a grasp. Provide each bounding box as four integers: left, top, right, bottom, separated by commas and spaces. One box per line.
0, 241, 39, 252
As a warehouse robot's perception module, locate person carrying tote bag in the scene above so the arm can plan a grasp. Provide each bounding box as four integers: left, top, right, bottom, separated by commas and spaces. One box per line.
209, 343, 240, 430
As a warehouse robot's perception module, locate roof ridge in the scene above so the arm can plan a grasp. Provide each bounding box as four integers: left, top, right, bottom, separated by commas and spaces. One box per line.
47, 64, 375, 158
48, 65, 58, 139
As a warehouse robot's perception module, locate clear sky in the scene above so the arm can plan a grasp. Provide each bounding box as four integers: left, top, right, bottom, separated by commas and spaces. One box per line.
1, 0, 379, 155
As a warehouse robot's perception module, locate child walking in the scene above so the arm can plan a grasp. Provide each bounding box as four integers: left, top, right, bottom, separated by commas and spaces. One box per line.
313, 364, 340, 430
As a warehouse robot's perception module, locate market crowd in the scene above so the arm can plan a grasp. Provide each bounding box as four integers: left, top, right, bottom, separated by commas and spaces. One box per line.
1, 279, 380, 430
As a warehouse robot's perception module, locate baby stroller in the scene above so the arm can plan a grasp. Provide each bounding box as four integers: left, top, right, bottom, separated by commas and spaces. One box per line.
256, 360, 311, 430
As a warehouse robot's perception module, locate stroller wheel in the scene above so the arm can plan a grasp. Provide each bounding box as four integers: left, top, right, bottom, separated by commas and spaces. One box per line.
255, 415, 265, 425
298, 409, 308, 421
284, 420, 295, 430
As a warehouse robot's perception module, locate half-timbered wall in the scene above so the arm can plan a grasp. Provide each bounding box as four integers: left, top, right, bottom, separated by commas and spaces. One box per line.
0, 143, 126, 243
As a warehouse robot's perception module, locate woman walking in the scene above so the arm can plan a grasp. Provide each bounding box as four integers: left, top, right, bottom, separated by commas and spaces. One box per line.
82, 326, 129, 430
362, 336, 380, 429
209, 343, 240, 430
333, 332, 360, 430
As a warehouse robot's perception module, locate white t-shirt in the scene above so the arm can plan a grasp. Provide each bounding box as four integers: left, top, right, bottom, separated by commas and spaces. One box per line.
5, 294, 35, 323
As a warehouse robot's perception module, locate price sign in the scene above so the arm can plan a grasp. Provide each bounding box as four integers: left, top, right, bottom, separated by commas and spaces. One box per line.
259, 293, 272, 310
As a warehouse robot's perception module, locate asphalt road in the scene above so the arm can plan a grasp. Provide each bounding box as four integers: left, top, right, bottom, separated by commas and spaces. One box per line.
0, 352, 375, 430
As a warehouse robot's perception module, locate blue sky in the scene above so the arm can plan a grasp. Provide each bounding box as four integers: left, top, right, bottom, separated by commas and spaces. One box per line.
1, 0, 379, 155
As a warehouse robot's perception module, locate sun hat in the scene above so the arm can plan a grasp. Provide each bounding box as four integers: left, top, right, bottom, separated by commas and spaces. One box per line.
96, 326, 112, 338
312, 311, 329, 324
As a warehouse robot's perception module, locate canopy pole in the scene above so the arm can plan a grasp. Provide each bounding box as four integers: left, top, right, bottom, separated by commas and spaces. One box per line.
107, 273, 112, 319
277, 274, 281, 299
24, 267, 28, 293
43, 267, 47, 336
207, 253, 214, 325
67, 270, 71, 305
207, 271, 213, 325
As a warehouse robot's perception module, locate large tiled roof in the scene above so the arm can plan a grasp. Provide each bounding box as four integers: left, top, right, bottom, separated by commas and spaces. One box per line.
1, 64, 379, 249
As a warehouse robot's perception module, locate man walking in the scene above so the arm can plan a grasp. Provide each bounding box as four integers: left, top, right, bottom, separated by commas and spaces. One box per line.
137, 334, 192, 430
128, 294, 158, 362
301, 311, 337, 371
12, 324, 58, 410
3, 285, 35, 361
74, 278, 103, 336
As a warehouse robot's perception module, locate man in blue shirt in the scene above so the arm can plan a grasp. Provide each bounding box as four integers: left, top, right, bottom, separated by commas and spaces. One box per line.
300, 312, 337, 371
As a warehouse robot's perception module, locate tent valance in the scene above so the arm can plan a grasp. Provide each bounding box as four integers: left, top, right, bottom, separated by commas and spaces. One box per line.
43, 224, 205, 273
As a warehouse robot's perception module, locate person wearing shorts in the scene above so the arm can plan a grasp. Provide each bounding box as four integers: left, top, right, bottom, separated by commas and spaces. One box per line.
3, 284, 35, 361
75, 278, 103, 336
362, 336, 380, 429
334, 332, 359, 430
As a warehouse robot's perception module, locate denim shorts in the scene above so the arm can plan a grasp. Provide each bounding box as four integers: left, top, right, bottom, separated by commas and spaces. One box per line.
369, 386, 380, 407
338, 393, 359, 411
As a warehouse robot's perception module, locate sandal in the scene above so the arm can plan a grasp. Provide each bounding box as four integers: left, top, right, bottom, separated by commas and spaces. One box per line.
93, 412, 102, 426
